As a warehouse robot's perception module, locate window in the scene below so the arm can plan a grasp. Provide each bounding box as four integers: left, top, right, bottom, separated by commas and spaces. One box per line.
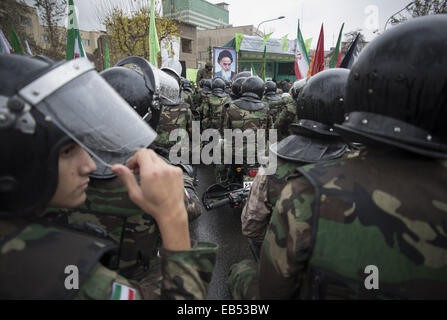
82, 39, 90, 47
20, 16, 32, 27
181, 38, 192, 54
41, 34, 49, 42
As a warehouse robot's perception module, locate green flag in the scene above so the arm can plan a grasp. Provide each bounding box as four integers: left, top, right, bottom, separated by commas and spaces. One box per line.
104, 38, 110, 69
261, 33, 273, 81
304, 38, 312, 55
149, 0, 160, 67
235, 33, 244, 52
251, 63, 257, 76
330, 23, 345, 68
10, 27, 24, 55
281, 34, 288, 52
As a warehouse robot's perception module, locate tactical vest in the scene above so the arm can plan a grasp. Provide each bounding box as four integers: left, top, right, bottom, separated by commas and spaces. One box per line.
298, 150, 447, 299
0, 219, 118, 299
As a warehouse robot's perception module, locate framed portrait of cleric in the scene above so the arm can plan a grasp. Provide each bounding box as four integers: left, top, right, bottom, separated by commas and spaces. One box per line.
213, 47, 238, 82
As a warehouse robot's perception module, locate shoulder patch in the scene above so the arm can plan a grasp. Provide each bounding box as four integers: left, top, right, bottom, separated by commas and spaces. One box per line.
111, 282, 136, 300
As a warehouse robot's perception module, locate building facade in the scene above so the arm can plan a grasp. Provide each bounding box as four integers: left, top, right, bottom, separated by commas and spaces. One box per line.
162, 0, 230, 30
17, 3, 103, 57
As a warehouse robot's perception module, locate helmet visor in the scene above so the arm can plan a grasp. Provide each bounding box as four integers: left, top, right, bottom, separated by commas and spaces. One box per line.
33, 70, 156, 167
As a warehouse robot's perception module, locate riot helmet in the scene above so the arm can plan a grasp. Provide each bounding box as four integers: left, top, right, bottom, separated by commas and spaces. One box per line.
241, 76, 265, 100
337, 15, 447, 159
270, 68, 350, 164
297, 68, 350, 134
224, 80, 231, 94
233, 71, 252, 82
265, 80, 277, 94
291, 78, 308, 100
181, 77, 193, 94
230, 77, 247, 99
0, 54, 156, 216
264, 80, 280, 101
101, 66, 157, 126
200, 78, 212, 94
211, 77, 227, 98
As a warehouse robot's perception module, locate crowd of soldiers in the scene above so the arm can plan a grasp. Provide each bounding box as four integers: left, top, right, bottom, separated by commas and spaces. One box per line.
1, 15, 446, 300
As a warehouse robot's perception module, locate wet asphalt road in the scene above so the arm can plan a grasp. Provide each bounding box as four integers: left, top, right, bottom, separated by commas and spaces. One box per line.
189, 164, 253, 300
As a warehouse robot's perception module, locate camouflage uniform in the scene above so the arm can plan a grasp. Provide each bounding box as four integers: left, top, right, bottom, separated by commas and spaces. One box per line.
262, 96, 283, 124
242, 149, 359, 246
200, 94, 230, 131
154, 102, 193, 153
229, 148, 447, 299
216, 101, 272, 183
274, 95, 298, 141
0, 218, 217, 299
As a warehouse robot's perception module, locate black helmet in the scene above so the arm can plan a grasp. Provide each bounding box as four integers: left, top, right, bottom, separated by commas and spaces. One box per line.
181, 77, 193, 94
291, 78, 309, 100
231, 77, 247, 99
101, 67, 158, 128
200, 78, 212, 94
0, 55, 155, 215
336, 15, 447, 159
265, 80, 277, 94
271, 69, 349, 164
296, 68, 350, 136
0, 55, 67, 217
241, 76, 265, 100
233, 71, 252, 82
211, 77, 227, 97
224, 80, 231, 94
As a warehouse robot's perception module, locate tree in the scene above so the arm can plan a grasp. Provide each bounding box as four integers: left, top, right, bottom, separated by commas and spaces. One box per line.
97, 0, 179, 65
342, 29, 365, 55
390, 0, 447, 25
34, 0, 67, 60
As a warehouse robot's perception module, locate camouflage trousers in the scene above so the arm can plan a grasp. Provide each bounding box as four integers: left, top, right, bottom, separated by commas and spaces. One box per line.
227, 259, 259, 300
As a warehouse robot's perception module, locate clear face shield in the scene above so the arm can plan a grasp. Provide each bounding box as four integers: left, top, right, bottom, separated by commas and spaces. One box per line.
18, 58, 157, 169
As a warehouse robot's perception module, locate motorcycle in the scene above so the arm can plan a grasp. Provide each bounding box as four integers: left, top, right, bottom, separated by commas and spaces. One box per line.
202, 164, 259, 211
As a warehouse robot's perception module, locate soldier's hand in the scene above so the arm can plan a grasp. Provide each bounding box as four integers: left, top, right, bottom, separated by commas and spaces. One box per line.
112, 149, 190, 251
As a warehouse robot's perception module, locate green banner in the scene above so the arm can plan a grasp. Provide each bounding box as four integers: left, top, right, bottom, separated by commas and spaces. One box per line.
281, 34, 288, 52
186, 68, 199, 84
235, 33, 244, 52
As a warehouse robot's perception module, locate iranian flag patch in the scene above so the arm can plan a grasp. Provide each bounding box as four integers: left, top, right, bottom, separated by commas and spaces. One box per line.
111, 282, 136, 300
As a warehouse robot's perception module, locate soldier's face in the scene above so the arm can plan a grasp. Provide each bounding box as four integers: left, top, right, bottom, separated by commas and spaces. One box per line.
220, 57, 232, 72
48, 141, 97, 209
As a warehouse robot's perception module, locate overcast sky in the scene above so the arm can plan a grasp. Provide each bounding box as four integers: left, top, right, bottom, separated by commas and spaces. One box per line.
55, 0, 413, 49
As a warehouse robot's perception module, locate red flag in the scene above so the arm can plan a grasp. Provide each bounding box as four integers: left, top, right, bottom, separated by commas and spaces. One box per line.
310, 24, 324, 76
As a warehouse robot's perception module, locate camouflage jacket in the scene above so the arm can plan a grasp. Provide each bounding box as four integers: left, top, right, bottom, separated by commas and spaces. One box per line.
154, 103, 193, 152
256, 148, 447, 299
200, 94, 229, 131
262, 96, 283, 123
241, 157, 302, 244
274, 96, 298, 141
0, 218, 218, 299
221, 101, 272, 133
241, 149, 359, 244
